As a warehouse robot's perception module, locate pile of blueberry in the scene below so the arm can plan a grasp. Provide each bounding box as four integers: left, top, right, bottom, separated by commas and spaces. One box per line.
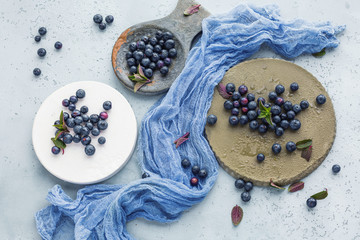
33, 27, 62, 76
181, 159, 208, 186
93, 14, 114, 30
235, 178, 253, 202
126, 30, 177, 79
51, 89, 111, 156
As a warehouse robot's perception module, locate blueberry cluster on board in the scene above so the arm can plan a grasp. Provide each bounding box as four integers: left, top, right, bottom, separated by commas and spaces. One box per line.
235, 178, 253, 202
51, 89, 111, 156
93, 14, 114, 30
126, 30, 177, 79
33, 27, 62, 76
181, 159, 208, 186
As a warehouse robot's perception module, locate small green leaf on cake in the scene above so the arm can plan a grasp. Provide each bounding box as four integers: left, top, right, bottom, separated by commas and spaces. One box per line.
258, 101, 273, 126
231, 205, 243, 226
217, 83, 232, 99
288, 181, 304, 192
312, 48, 326, 57
296, 139, 312, 150
311, 188, 328, 200
174, 132, 190, 148
301, 145, 312, 161
184, 4, 201, 16
269, 179, 285, 190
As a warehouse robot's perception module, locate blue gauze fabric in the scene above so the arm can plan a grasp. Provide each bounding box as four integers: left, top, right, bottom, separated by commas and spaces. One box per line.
35, 4, 345, 240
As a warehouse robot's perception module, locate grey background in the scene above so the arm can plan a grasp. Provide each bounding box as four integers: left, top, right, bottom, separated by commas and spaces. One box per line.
1, 0, 359, 239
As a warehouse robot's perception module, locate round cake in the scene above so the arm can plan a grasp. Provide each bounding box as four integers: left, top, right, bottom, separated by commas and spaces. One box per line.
205, 58, 336, 186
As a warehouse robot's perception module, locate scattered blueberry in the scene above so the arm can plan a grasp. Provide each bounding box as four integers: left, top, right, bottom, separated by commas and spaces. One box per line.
105, 15, 114, 24
235, 179, 245, 189
286, 111, 295, 120
280, 113, 287, 120
240, 97, 249, 106
239, 115, 249, 125
181, 159, 191, 168
249, 120, 259, 130
73, 125, 82, 134
142, 172, 150, 178
90, 114, 99, 123
244, 181, 253, 191
247, 93, 255, 101
91, 128, 100, 136
229, 116, 239, 125
97, 120, 108, 130
127, 58, 136, 67
103, 101, 112, 110
198, 169, 207, 178
81, 126, 90, 136
272, 143, 281, 154
247, 110, 257, 120
54, 41, 62, 49
192, 165, 200, 175
76, 89, 86, 98
81, 136, 91, 145
275, 84, 285, 95
257, 97, 266, 105
268, 91, 277, 101
63, 133, 73, 144
275, 97, 284, 106
280, 120, 289, 129
241, 107, 249, 114
37, 48, 46, 57
71, 110, 81, 118
316, 94, 326, 105
82, 114, 89, 122
306, 197, 317, 208
207, 114, 217, 125
275, 127, 284, 137
129, 42, 137, 52
144, 68, 153, 78
160, 66, 169, 75
33, 68, 41, 76
51, 146, 60, 155
332, 164, 341, 173
289, 119, 301, 130
232, 92, 241, 100
66, 118, 76, 128
257, 153, 265, 162
93, 14, 103, 24
69, 95, 78, 104
283, 101, 293, 111
164, 39, 175, 49
247, 101, 257, 110
271, 105, 281, 115
80, 106, 88, 114
286, 141, 297, 152
290, 82, 299, 91
168, 48, 177, 58
224, 100, 233, 110
73, 134, 81, 143
63, 112, 69, 121
241, 191, 251, 202
98, 136, 106, 144
231, 108, 240, 116
258, 124, 268, 134
226, 83, 236, 93
34, 35, 41, 42
85, 144, 96, 156
233, 101, 240, 108
300, 100, 309, 109
85, 122, 93, 130
74, 116, 83, 125
292, 104, 302, 114
38, 27, 47, 35
238, 85, 248, 95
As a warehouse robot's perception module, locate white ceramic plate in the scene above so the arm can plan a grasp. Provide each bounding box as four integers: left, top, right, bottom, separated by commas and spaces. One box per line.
32, 81, 137, 184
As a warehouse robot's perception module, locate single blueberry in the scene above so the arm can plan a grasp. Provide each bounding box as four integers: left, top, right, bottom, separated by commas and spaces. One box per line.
164, 39, 175, 49
140, 58, 151, 68
154, 44, 162, 53
226, 83, 236, 93
168, 48, 177, 58
190, 177, 199, 186
93, 14, 103, 23
257, 153, 265, 162
286, 141, 296, 152
164, 58, 171, 66
231, 108, 240, 116
149, 62, 156, 70
233, 101, 240, 108
244, 182, 253, 191
129, 42, 137, 52
231, 92, 240, 101
249, 120, 259, 130
149, 37, 157, 46
241, 107, 249, 114
271, 105, 281, 115
275, 127, 284, 137
98, 136, 106, 144
293, 104, 302, 114
268, 91, 277, 101
258, 124, 268, 134
144, 48, 153, 57
80, 106, 88, 114
235, 179, 245, 189
54, 120, 61, 125
105, 15, 114, 24
71, 109, 81, 118
199, 169, 207, 178
51, 146, 60, 155
85, 144, 96, 156
156, 60, 164, 69
275, 84, 285, 95
275, 97, 284, 106
237, 85, 247, 95
141, 36, 149, 44
90, 114, 99, 123
82, 114, 89, 122
103, 101, 112, 110
159, 49, 168, 60
37, 48, 46, 57
306, 197, 317, 208
300, 100, 309, 109
229, 116, 239, 125
272, 143, 281, 154
125, 51, 133, 59
127, 58, 136, 67
66, 118, 75, 128
91, 128, 100, 136
33, 68, 41, 76
247, 110, 257, 120
151, 53, 160, 62
129, 66, 137, 74
81, 126, 90, 136
280, 113, 287, 120
99, 22, 106, 30
133, 51, 144, 61
74, 125, 82, 134
207, 114, 217, 125
63, 133, 73, 144
289, 119, 301, 130
240, 97, 249, 106
280, 120, 289, 129
99, 112, 108, 120
155, 30, 163, 40
181, 159, 191, 168
76, 89, 85, 98
316, 94, 326, 104
239, 115, 249, 125
332, 164, 341, 173
81, 136, 91, 145
224, 100, 233, 110
34, 35, 41, 42
283, 101, 293, 111
55, 130, 64, 139
74, 116, 83, 125
290, 82, 299, 91
241, 191, 251, 202
192, 165, 200, 175
54, 41, 62, 49
144, 68, 153, 78
247, 101, 257, 110
160, 66, 169, 75
272, 115, 281, 124
63, 112, 69, 121
257, 97, 266, 105
247, 93, 255, 101
142, 172, 150, 178
97, 120, 108, 130
158, 39, 164, 46
162, 31, 173, 41
73, 134, 81, 143
264, 103, 271, 108
287, 111, 295, 120
85, 122, 93, 130
38, 27, 47, 35
69, 95, 78, 104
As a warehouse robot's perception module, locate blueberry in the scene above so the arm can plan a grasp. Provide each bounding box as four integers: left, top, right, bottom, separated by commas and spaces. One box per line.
33, 68, 41, 76
90, 114, 99, 123
133, 51, 144, 61
37, 48, 46, 57
290, 82, 299, 91
181, 159, 191, 168
229, 116, 239, 125
247, 101, 257, 110
129, 66, 137, 74
97, 120, 108, 130
190, 177, 199, 186
129, 42, 137, 52
316, 94, 326, 104
226, 83, 236, 93
73, 134, 81, 143
151, 53, 160, 62
69, 96, 78, 104
63, 112, 69, 121
99, 22, 106, 30
149, 37, 157, 46
63, 133, 73, 144
156, 60, 164, 69
207, 114, 217, 125
38, 27, 47, 35
93, 14, 103, 23
168, 48, 177, 58
268, 91, 277, 101
249, 120, 259, 130
82, 114, 89, 122
149, 62, 156, 70
257, 153, 265, 162
241, 107, 249, 114
280, 120, 289, 129
80, 106, 88, 114
91, 128, 100, 136
66, 118, 75, 128
280, 113, 287, 120
275, 84, 285, 95
158, 39, 164, 47
105, 15, 114, 24
54, 120, 61, 125
289, 119, 301, 130
155, 30, 163, 40
34, 35, 41, 42
154, 44, 162, 53
144, 49, 153, 58
137, 41, 146, 51
244, 181, 253, 191
283, 101, 293, 111
162, 31, 173, 41
300, 100, 309, 109
51, 146, 60, 155
264, 103, 271, 108
71, 109, 81, 118
272, 143, 281, 154
268, 123, 277, 131
98, 136, 106, 144
142, 172, 150, 178
125, 52, 133, 60
164, 58, 171, 66
275, 127, 284, 136
286, 141, 296, 152
160, 66, 169, 75
75, 89, 85, 99
258, 124, 268, 134
103, 101, 112, 110
236, 85, 247, 95
240, 97, 249, 106
235, 179, 245, 189
247, 110, 257, 121
272, 115, 281, 124
271, 105, 281, 115
85, 144, 96, 156
81, 136, 91, 145
54, 41, 62, 49
275, 97, 284, 106
332, 164, 341, 173
192, 165, 200, 175
247, 93, 255, 101
99, 112, 108, 120
306, 197, 317, 208
159, 47, 167, 56
198, 169, 207, 178
224, 100, 233, 110
287, 111, 295, 120
231, 108, 240, 116
164, 39, 175, 49
74, 116, 83, 125
74, 125, 82, 134
127, 58, 136, 67
140, 58, 151, 68
81, 126, 90, 136
292, 104, 302, 114
239, 115, 249, 125
257, 97, 266, 105
85, 122, 93, 130
241, 191, 251, 202
233, 101, 240, 108
141, 36, 149, 44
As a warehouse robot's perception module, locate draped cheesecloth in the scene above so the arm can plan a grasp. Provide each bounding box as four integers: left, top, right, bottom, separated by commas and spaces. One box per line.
35, 4, 344, 239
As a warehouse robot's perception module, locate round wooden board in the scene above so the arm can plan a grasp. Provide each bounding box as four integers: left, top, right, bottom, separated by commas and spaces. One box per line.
205, 58, 336, 187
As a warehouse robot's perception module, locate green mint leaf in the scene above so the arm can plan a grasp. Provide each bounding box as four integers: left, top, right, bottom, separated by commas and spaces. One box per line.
60, 111, 64, 125
137, 64, 148, 80
311, 189, 328, 200
312, 48, 326, 57
51, 137, 66, 150
296, 139, 312, 149
258, 101, 273, 126
265, 115, 274, 127
231, 205, 243, 226
53, 124, 65, 130
257, 112, 267, 119
184, 4, 201, 16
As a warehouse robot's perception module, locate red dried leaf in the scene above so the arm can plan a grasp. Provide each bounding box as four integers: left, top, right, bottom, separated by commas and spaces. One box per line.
288, 181, 304, 193
269, 179, 285, 190
231, 205, 243, 226
217, 83, 232, 99
184, 4, 201, 16
134, 80, 151, 93
174, 132, 190, 148
301, 145, 312, 161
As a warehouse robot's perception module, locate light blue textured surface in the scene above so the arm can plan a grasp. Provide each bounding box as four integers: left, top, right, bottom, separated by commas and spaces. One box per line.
35, 4, 344, 239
